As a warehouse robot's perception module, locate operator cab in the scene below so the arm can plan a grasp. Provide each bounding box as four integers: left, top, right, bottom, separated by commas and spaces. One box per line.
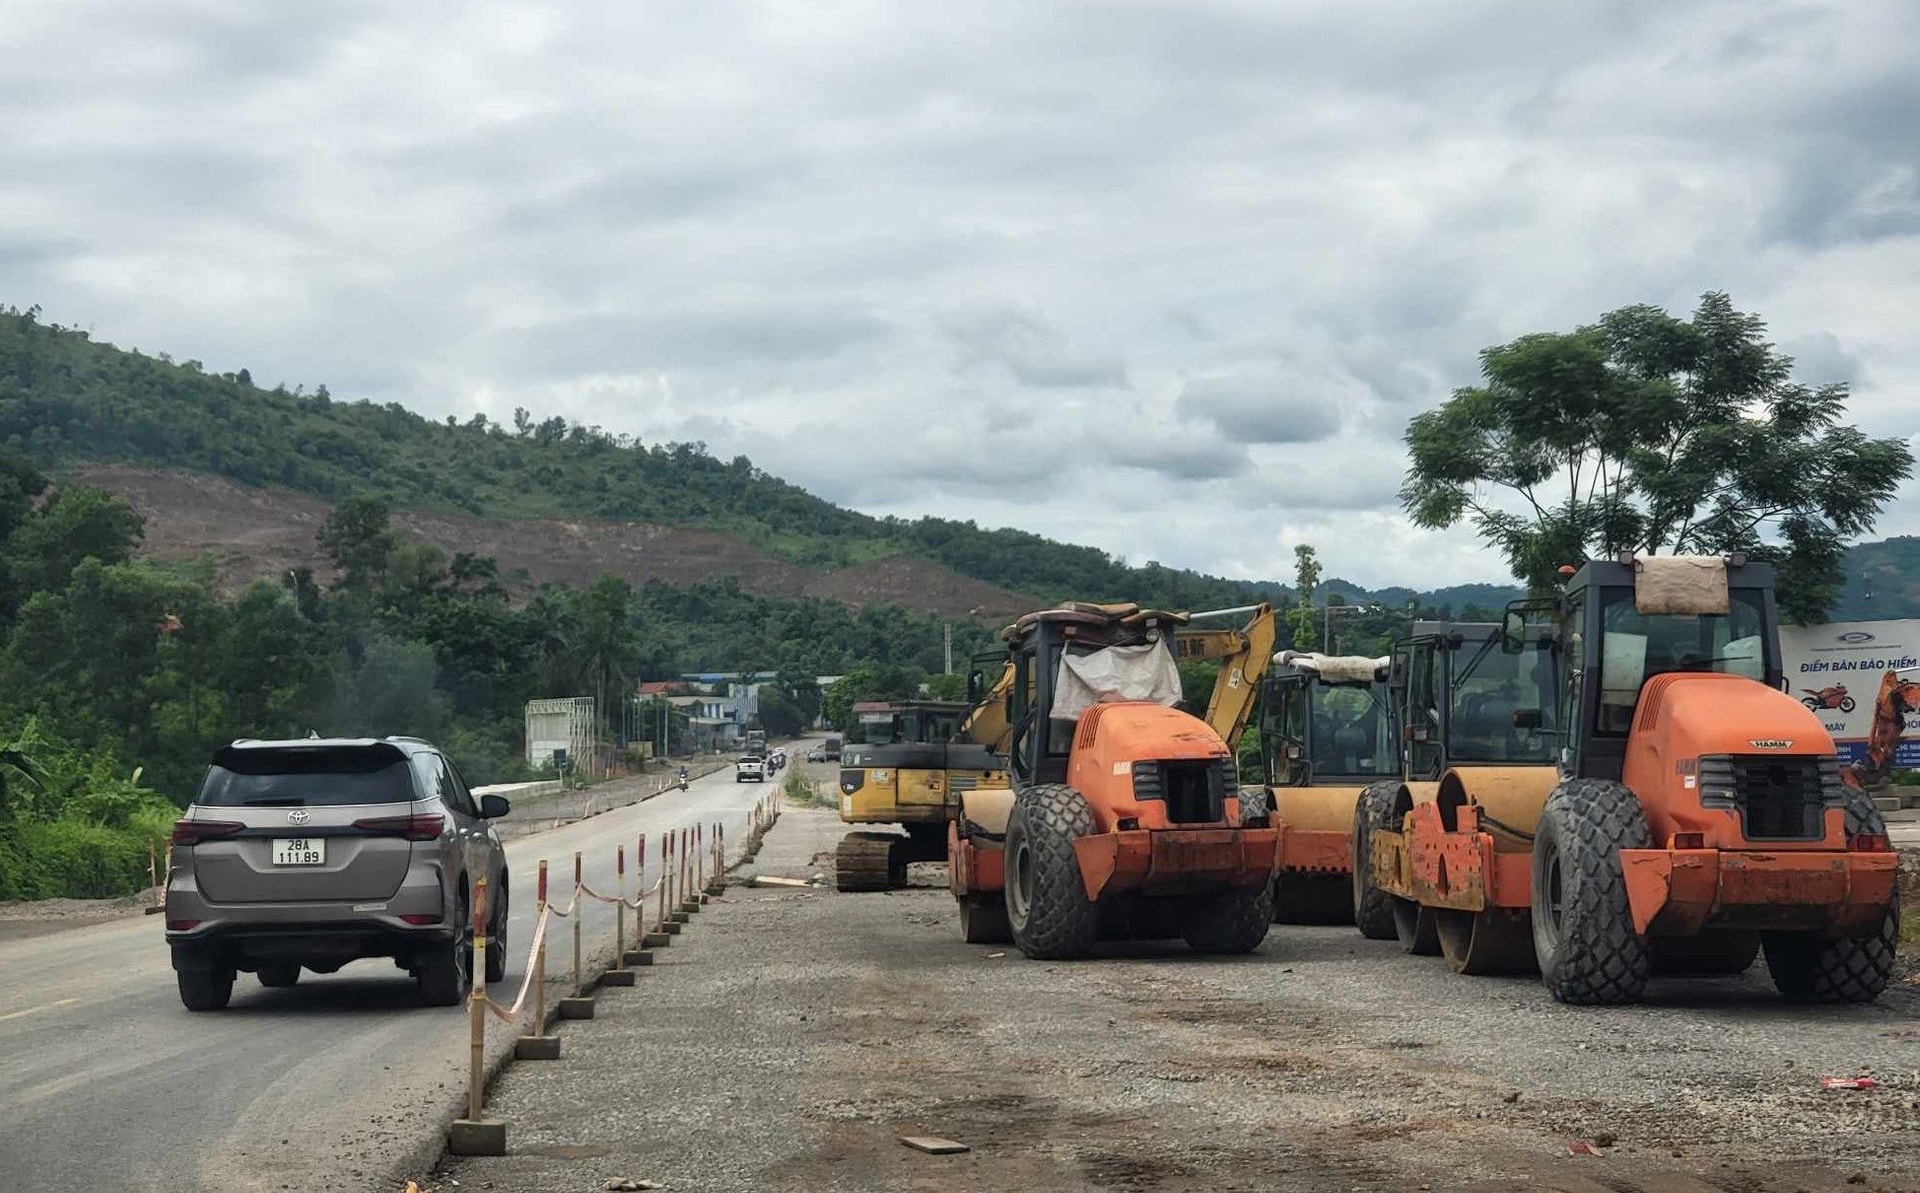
1393, 620, 1560, 780
1262, 652, 1395, 786
1506, 555, 1783, 784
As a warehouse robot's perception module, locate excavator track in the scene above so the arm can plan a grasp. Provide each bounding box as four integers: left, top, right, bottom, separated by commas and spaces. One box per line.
835, 831, 907, 892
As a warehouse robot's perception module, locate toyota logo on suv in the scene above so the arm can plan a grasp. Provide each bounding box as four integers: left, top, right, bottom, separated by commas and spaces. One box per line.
286, 809, 310, 825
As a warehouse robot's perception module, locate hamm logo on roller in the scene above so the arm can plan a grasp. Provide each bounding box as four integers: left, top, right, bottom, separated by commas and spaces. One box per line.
1748, 739, 1795, 750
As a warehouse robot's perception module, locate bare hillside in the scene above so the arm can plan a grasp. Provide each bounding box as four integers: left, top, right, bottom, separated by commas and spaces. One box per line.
75, 464, 1029, 618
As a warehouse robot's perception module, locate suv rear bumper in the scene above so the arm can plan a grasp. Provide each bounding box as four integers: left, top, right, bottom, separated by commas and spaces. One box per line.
165, 866, 452, 970
1621, 847, 1899, 937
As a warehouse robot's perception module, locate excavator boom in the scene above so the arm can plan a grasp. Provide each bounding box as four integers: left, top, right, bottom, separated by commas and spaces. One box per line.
1175, 604, 1278, 753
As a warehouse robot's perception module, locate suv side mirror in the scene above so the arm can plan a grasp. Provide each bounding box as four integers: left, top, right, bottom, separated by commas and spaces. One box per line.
1500, 609, 1526, 655
479, 794, 511, 819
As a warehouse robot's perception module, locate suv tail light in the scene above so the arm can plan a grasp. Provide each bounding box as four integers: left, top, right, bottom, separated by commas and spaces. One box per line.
171, 819, 245, 846
351, 813, 446, 841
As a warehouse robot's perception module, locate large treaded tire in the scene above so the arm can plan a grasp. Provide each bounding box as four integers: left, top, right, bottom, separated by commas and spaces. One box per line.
1005, 784, 1100, 960
1181, 883, 1274, 954
1762, 790, 1898, 1004
1351, 780, 1400, 941
1530, 779, 1653, 1006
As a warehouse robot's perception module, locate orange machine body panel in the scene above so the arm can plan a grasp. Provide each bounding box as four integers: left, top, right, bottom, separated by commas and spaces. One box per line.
948, 701, 1283, 900
1065, 702, 1243, 830
1616, 672, 1897, 935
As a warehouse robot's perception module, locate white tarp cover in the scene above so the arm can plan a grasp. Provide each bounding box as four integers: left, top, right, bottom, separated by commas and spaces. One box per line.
1274, 650, 1389, 684
1052, 642, 1184, 721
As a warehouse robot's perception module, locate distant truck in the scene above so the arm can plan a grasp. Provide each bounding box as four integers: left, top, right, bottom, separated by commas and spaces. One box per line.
823, 736, 842, 761
746, 728, 768, 752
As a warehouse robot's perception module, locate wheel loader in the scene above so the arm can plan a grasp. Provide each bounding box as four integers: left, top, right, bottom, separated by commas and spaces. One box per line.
946, 603, 1281, 957
1256, 650, 1396, 924
1363, 554, 1901, 1005
834, 693, 1008, 891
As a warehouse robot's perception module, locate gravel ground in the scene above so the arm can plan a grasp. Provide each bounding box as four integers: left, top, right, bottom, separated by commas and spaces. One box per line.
437, 779, 1920, 1193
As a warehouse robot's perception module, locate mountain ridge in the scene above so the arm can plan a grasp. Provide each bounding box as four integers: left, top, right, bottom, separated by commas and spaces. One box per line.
5, 308, 1913, 622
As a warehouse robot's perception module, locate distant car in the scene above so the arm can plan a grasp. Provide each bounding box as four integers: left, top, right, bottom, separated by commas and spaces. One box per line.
736, 755, 767, 782
164, 736, 510, 1012
806, 747, 826, 763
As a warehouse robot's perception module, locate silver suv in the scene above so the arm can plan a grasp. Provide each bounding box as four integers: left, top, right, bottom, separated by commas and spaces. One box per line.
165, 737, 510, 1011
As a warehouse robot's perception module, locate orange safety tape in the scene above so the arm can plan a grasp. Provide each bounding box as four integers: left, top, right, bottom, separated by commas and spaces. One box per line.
576, 874, 664, 909
483, 904, 554, 1022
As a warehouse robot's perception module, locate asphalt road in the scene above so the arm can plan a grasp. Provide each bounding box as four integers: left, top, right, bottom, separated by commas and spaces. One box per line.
0, 747, 797, 1193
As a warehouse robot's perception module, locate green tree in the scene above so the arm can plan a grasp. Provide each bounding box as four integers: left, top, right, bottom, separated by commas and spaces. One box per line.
1290, 544, 1321, 650
924, 672, 968, 702
4, 486, 142, 610
1401, 292, 1913, 622
317, 495, 401, 590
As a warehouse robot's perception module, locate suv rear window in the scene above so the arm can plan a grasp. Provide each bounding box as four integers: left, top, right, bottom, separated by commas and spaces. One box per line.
196, 744, 419, 807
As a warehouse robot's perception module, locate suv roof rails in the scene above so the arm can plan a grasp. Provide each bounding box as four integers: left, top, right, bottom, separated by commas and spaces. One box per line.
383, 735, 435, 747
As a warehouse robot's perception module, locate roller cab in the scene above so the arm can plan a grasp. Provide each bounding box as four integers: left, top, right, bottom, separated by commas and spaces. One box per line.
1259, 651, 1396, 923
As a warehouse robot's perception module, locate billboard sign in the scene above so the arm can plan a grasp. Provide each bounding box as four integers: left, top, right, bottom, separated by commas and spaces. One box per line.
1778, 619, 1920, 767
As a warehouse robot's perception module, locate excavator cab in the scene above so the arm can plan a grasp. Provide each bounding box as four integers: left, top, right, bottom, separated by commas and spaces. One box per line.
834, 698, 1007, 891
947, 602, 1282, 957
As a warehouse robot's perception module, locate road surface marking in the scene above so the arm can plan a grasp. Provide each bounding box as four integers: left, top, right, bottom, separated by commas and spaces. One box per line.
0, 997, 78, 1022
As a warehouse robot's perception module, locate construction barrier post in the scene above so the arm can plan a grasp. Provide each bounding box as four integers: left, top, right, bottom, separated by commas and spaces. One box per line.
144, 842, 164, 915
558, 851, 594, 1019
469, 876, 487, 1120
625, 832, 655, 965
449, 878, 504, 1154
517, 860, 560, 1059
603, 843, 637, 986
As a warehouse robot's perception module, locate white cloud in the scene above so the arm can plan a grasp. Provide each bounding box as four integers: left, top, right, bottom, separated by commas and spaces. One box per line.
5, 0, 1918, 588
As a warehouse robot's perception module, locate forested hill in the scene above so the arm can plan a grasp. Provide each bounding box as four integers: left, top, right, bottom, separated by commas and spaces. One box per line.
3, 307, 1912, 619
0, 308, 1284, 611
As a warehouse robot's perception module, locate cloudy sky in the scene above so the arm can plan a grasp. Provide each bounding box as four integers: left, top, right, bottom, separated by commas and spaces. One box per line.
5, 0, 1918, 589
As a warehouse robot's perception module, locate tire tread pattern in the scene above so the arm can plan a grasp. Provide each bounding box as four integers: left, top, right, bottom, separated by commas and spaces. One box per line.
1351, 780, 1401, 941
1008, 784, 1100, 959
1533, 779, 1653, 1006
1762, 790, 1898, 1003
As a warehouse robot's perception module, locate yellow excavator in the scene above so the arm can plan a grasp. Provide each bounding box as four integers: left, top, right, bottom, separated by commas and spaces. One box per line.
833, 668, 1014, 891
833, 605, 1277, 892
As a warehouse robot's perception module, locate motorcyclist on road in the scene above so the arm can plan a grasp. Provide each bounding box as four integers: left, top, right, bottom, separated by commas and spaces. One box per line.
677, 764, 689, 790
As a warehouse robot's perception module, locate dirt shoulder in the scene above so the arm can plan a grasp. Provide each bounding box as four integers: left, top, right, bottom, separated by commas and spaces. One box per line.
439, 800, 1920, 1193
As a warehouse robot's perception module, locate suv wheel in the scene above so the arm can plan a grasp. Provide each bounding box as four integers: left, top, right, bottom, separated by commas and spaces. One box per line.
178, 966, 235, 1012
418, 890, 473, 1007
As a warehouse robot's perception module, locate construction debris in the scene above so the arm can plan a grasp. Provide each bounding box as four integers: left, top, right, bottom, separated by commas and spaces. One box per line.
900, 1135, 971, 1155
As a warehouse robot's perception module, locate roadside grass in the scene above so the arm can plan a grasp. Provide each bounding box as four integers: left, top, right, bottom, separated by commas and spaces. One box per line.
783, 771, 833, 808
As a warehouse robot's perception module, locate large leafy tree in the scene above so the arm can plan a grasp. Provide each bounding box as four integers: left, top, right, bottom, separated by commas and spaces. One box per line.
1401, 292, 1912, 623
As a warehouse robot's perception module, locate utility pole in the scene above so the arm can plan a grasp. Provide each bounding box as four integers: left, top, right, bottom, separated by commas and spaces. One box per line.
944, 622, 953, 675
